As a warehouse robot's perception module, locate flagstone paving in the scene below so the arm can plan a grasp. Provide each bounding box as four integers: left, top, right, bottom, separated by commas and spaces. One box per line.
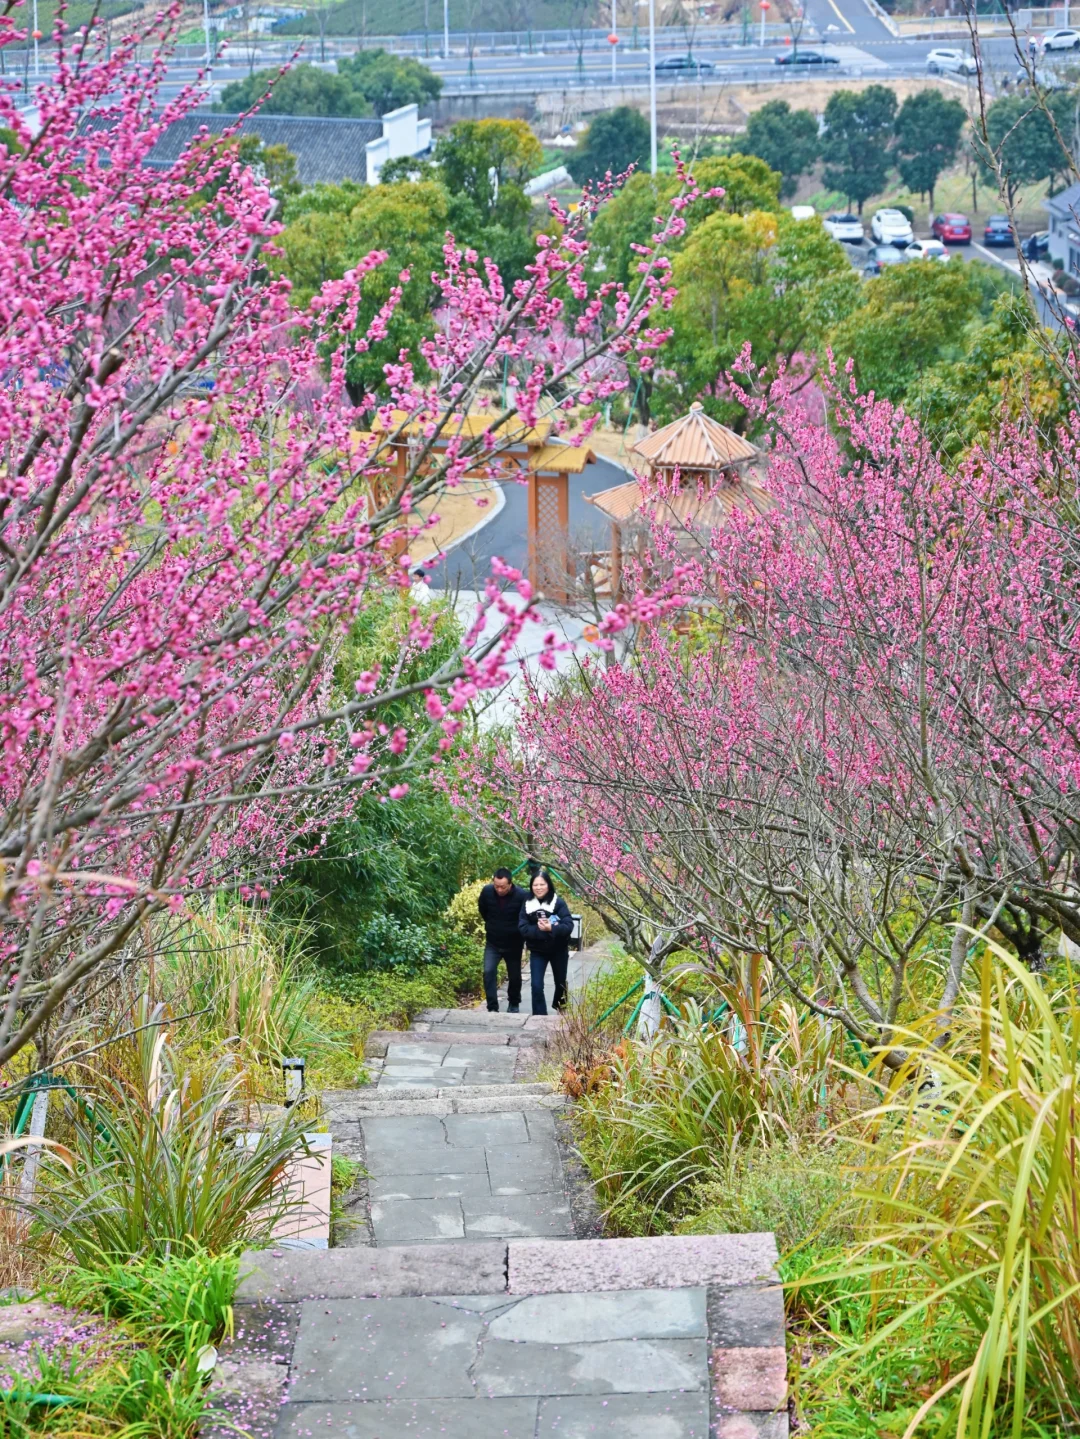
209, 942, 789, 1438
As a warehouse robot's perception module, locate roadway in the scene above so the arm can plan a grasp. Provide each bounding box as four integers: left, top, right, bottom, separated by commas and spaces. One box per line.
3, 0, 1037, 104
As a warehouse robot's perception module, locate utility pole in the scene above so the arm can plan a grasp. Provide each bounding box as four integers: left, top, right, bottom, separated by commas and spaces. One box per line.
648, 0, 657, 173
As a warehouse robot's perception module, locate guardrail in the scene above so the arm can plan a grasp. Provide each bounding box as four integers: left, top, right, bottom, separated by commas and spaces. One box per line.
438, 60, 933, 96
861, 0, 901, 37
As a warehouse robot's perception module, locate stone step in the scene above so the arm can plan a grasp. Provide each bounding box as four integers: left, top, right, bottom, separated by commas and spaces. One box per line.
345, 1090, 568, 1118
364, 1027, 552, 1058
237, 1233, 779, 1302
347, 1081, 556, 1103
412, 1009, 559, 1030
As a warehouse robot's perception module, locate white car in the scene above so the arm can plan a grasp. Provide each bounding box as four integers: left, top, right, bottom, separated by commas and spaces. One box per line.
870, 208, 914, 247
1041, 26, 1080, 48
822, 211, 865, 243
926, 47, 978, 74
904, 238, 950, 263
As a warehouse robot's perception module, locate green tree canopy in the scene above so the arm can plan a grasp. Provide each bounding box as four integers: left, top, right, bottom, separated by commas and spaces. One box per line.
275, 179, 450, 400
567, 106, 651, 185
433, 118, 544, 222
590, 155, 783, 287
338, 49, 442, 115
741, 100, 820, 200
655, 209, 859, 426
829, 257, 983, 401
980, 90, 1075, 204
218, 52, 440, 119
894, 90, 967, 212
910, 290, 1069, 455
218, 63, 372, 117
821, 84, 897, 213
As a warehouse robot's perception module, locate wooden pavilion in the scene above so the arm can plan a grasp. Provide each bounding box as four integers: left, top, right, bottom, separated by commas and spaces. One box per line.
585, 403, 767, 598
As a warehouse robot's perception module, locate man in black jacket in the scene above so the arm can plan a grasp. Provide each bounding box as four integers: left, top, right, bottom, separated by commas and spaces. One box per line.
477, 868, 527, 1012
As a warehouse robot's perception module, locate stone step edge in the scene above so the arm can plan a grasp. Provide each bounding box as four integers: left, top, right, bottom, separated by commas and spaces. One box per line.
236, 1233, 780, 1304
347, 1092, 568, 1118
413, 1009, 559, 1026
365, 1029, 553, 1057
348, 1081, 557, 1102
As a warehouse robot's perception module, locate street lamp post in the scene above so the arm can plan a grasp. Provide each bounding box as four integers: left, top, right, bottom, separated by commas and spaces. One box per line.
32, 0, 39, 77
444, 0, 450, 60
609, 0, 617, 84
648, 0, 657, 173
203, 0, 212, 66
759, 0, 769, 48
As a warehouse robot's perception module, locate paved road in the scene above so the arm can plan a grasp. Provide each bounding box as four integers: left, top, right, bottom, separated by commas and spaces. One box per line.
423, 452, 628, 593
5, 1, 1039, 105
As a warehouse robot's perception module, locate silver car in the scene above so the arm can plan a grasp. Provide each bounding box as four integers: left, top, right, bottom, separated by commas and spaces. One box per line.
822, 212, 865, 243
926, 47, 978, 74
1042, 26, 1080, 48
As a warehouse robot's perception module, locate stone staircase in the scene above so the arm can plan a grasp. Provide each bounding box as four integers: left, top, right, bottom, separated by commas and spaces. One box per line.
208, 975, 789, 1439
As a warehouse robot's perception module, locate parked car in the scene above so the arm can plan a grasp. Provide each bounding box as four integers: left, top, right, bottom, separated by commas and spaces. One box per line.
1023, 230, 1050, 261
774, 48, 840, 64
931, 212, 973, 244
926, 46, 978, 74
864, 245, 906, 276
822, 212, 865, 243
904, 238, 950, 263
655, 54, 716, 72
870, 208, 914, 246
1040, 26, 1080, 48
983, 214, 1015, 246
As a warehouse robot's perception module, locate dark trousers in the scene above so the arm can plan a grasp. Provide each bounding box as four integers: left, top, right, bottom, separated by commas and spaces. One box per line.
483, 942, 522, 1011
529, 952, 569, 1015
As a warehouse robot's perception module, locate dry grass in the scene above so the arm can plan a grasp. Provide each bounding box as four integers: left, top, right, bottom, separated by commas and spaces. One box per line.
0, 1171, 48, 1291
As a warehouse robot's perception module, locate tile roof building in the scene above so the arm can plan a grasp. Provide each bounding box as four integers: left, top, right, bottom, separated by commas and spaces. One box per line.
83, 102, 432, 187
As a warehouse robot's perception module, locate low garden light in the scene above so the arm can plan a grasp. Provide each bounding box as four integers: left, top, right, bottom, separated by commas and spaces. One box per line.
282, 1056, 306, 1108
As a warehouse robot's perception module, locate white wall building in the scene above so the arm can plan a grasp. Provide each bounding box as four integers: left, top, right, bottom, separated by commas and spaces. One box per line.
365, 104, 433, 186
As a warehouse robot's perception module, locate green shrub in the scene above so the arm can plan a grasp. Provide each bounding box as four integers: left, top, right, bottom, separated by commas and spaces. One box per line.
352, 913, 435, 974
445, 879, 486, 941
677, 1141, 858, 1255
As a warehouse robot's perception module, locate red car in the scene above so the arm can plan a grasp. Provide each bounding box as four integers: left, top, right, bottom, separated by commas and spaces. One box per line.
932, 212, 973, 244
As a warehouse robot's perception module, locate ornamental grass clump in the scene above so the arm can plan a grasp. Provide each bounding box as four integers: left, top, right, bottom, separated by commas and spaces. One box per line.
835, 938, 1080, 1437
157, 904, 338, 1070
16, 1000, 311, 1263
577, 1000, 838, 1223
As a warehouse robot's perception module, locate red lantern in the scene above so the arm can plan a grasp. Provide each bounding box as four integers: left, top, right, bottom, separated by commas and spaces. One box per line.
607, 31, 619, 43
32, 28, 42, 38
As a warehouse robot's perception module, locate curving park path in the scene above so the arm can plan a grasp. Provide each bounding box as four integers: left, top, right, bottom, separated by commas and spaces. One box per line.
207, 944, 788, 1439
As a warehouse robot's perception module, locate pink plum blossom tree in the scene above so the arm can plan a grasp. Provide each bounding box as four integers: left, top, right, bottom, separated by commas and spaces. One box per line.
487, 365, 1080, 1061
0, 6, 698, 1069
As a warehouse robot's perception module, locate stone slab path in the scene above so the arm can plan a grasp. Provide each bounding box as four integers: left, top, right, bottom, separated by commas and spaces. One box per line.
209, 945, 788, 1439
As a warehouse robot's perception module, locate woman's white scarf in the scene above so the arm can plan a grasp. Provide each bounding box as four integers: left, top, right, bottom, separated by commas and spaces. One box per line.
524, 896, 557, 916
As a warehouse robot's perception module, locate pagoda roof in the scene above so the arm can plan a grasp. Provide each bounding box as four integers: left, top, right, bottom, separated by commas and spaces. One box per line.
586, 473, 771, 531
632, 403, 757, 471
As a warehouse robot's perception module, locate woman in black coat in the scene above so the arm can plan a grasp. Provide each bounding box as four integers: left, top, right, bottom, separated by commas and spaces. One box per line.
518, 870, 574, 1014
